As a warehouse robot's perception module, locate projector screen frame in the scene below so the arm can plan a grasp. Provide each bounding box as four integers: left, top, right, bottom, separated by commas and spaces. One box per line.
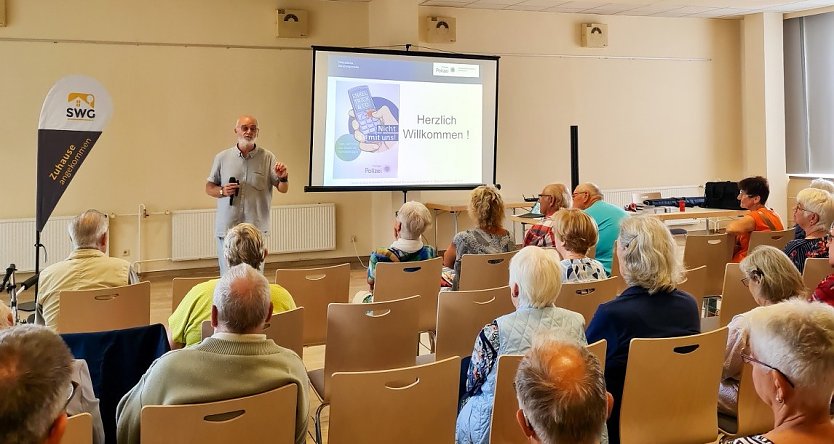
304, 45, 500, 193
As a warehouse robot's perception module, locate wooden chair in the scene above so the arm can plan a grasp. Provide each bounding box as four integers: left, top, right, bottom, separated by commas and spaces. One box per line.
719, 263, 758, 328
308, 296, 420, 443
433, 286, 515, 361
489, 340, 607, 444
458, 251, 517, 291
57, 282, 151, 334
619, 328, 729, 444
61, 413, 92, 444
171, 276, 215, 311
201, 307, 305, 358
803, 257, 831, 292
718, 363, 774, 439
373, 257, 443, 335
556, 277, 623, 326
678, 265, 708, 313
748, 229, 793, 252
139, 384, 297, 444
327, 356, 459, 444
683, 233, 734, 296
274, 263, 350, 346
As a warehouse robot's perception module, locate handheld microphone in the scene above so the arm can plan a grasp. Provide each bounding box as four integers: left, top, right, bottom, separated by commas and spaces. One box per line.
229, 177, 239, 206
18, 273, 39, 292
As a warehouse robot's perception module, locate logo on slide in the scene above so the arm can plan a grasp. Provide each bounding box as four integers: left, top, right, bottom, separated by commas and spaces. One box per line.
66, 92, 96, 120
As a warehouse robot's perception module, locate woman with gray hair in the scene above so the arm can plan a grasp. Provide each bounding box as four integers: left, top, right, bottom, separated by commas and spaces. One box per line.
586, 215, 700, 444
794, 178, 834, 239
719, 245, 806, 417
455, 246, 589, 444
730, 299, 834, 443
784, 188, 834, 272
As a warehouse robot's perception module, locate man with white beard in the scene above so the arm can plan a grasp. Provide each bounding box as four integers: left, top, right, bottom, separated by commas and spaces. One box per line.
205, 115, 289, 274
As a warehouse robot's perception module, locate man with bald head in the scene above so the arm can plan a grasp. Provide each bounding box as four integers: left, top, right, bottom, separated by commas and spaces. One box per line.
571, 183, 628, 275
514, 339, 613, 444
523, 183, 572, 248
117, 263, 309, 444
206, 115, 290, 274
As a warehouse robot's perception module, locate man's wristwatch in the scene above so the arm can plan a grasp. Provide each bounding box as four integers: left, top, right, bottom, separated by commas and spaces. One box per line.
219, 188, 225, 197
278, 175, 289, 183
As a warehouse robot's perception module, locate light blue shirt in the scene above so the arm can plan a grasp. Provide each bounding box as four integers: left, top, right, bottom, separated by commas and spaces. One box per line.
584, 200, 628, 275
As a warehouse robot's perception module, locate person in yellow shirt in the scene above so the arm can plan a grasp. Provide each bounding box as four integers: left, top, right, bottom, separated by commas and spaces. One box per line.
167, 223, 295, 349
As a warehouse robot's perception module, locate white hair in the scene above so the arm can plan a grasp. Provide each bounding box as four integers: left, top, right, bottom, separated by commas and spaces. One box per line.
617, 216, 682, 293
509, 246, 563, 308
68, 209, 109, 250
396, 201, 432, 240
796, 187, 834, 233
748, 299, 834, 405
809, 178, 834, 194
213, 263, 271, 333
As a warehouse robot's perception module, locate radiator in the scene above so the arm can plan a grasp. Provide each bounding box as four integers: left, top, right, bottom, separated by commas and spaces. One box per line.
601, 185, 704, 208
0, 216, 75, 273
171, 203, 336, 261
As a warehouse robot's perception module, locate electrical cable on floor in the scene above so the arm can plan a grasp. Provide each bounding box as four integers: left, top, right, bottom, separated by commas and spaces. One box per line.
352, 238, 367, 269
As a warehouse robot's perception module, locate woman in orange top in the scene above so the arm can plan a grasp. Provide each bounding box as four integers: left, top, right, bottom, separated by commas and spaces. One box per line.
726, 176, 784, 262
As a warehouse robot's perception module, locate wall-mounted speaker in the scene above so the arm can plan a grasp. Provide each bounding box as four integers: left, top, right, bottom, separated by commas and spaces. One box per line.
425, 16, 456, 43
581, 23, 607, 48
275, 9, 308, 38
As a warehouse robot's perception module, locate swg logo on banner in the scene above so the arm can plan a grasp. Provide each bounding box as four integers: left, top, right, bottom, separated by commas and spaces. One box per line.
66, 92, 96, 120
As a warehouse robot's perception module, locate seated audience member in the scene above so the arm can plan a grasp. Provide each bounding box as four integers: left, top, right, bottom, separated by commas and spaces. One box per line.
552, 208, 607, 282
523, 183, 572, 248
362, 201, 436, 301
719, 246, 806, 417
456, 246, 590, 444
444, 185, 514, 290
169, 222, 295, 348
794, 178, 834, 239
812, 223, 834, 306
730, 299, 834, 444
0, 302, 105, 444
0, 324, 74, 444
784, 188, 834, 273
571, 183, 628, 275
118, 264, 310, 444
39, 209, 139, 329
586, 216, 700, 444
726, 176, 784, 262
514, 339, 614, 444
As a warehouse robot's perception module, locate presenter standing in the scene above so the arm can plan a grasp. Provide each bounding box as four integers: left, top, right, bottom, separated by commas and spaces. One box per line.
205, 115, 289, 275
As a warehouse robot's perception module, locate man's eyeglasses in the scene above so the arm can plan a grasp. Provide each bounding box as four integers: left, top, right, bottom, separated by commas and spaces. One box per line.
62, 380, 78, 413
238, 125, 259, 133
538, 194, 554, 200
741, 352, 795, 388
572, 191, 588, 198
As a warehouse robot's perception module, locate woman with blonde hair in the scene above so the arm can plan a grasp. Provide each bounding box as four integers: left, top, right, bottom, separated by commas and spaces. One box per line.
719, 245, 806, 418
731, 299, 834, 443
443, 185, 513, 290
586, 216, 700, 444
551, 208, 606, 282
783, 188, 834, 272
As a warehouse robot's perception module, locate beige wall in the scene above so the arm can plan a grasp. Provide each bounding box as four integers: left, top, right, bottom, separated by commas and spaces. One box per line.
0, 0, 744, 271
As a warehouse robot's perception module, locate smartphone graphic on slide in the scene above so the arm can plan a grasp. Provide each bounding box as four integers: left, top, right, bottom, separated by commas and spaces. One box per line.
348, 85, 381, 135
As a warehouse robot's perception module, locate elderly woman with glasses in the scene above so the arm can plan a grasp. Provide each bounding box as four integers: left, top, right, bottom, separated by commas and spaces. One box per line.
586, 216, 700, 444
783, 188, 834, 273
729, 299, 834, 444
719, 245, 806, 418
726, 176, 785, 263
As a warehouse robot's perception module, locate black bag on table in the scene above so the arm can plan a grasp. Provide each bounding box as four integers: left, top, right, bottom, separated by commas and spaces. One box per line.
704, 181, 744, 210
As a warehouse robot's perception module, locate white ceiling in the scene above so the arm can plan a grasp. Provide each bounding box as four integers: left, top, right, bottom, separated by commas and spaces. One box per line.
415, 0, 834, 18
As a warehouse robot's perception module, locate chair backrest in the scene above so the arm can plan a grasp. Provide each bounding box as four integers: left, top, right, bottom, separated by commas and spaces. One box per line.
748, 229, 793, 253
321, 295, 421, 399
678, 265, 708, 310
682, 233, 734, 296
719, 263, 758, 328
58, 282, 151, 334
435, 286, 515, 360
328, 357, 459, 444
200, 307, 305, 358
274, 263, 350, 346
803, 257, 831, 292
61, 413, 93, 444
459, 251, 517, 291
171, 277, 215, 311
373, 257, 443, 333
139, 384, 297, 444
489, 340, 607, 444
620, 328, 728, 444
555, 276, 623, 326
733, 363, 775, 437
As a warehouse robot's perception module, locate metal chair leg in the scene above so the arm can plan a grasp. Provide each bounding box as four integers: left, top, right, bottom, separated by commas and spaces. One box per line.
314, 402, 328, 444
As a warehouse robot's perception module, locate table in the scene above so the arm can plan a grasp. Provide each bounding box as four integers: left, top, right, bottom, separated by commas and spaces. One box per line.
425, 202, 531, 248
510, 207, 747, 233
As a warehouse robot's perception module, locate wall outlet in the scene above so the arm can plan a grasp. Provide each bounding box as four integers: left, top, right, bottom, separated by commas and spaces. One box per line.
121, 249, 130, 257
350, 235, 357, 243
